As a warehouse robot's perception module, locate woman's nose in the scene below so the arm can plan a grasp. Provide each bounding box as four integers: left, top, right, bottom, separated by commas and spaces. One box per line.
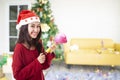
34, 27, 39, 32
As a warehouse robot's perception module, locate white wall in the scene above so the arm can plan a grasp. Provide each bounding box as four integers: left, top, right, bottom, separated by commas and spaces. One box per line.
50, 0, 120, 42
0, 0, 9, 54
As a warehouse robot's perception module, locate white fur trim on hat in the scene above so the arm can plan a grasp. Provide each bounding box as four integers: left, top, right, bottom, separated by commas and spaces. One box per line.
16, 16, 40, 30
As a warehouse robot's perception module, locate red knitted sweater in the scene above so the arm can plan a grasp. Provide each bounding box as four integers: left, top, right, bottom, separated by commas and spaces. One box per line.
12, 43, 55, 80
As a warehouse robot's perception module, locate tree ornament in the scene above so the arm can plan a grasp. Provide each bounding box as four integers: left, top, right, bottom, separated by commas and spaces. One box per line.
48, 14, 52, 18
39, 12, 43, 17
41, 23, 50, 32
37, 8, 40, 12
42, 0, 48, 4
39, 0, 42, 3
43, 14, 47, 19
42, 33, 48, 39
39, 8, 43, 11
47, 36, 54, 47
50, 17, 54, 22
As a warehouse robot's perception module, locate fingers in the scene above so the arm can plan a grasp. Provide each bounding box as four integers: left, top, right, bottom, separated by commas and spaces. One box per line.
40, 53, 45, 61
37, 53, 46, 64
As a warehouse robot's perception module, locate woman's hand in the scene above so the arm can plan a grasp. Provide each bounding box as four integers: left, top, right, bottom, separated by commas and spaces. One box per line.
37, 53, 46, 64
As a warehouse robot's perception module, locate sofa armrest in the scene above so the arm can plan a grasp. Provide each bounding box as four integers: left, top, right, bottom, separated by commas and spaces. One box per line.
115, 43, 120, 51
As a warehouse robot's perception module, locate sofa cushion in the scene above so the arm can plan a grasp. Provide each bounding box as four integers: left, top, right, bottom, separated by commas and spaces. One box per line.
69, 44, 79, 51
70, 38, 114, 49
69, 49, 114, 54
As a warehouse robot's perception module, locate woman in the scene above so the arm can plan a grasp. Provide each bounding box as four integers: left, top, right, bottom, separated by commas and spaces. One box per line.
12, 10, 55, 80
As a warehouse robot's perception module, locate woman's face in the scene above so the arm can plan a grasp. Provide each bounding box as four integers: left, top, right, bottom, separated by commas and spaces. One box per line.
28, 22, 40, 39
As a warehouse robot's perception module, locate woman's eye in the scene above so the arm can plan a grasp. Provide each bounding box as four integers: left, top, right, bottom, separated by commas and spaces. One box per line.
31, 26, 35, 28
37, 26, 40, 28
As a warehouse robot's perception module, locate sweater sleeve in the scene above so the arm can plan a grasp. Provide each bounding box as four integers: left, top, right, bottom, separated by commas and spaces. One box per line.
42, 52, 55, 70
12, 44, 44, 80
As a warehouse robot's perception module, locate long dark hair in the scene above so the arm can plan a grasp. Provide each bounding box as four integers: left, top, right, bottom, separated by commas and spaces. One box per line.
17, 24, 42, 52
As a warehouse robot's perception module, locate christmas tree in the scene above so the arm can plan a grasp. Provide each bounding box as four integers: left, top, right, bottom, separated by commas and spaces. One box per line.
31, 0, 64, 59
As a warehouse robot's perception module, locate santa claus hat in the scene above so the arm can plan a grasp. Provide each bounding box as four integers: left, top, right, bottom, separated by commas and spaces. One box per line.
16, 10, 40, 30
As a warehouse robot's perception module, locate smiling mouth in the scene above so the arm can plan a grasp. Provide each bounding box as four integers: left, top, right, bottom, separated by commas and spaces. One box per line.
32, 32, 38, 35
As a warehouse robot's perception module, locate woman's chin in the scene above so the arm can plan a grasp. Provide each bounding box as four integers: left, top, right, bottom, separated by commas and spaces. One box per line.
31, 36, 37, 39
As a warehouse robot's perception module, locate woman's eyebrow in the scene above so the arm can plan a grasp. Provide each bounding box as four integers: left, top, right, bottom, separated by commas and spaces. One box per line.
30, 24, 35, 26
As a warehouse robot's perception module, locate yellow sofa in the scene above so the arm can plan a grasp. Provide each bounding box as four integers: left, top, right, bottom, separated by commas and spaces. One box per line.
63, 38, 120, 66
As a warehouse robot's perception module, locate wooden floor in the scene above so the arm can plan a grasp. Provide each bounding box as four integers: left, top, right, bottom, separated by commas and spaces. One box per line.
0, 67, 6, 80
0, 77, 7, 80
